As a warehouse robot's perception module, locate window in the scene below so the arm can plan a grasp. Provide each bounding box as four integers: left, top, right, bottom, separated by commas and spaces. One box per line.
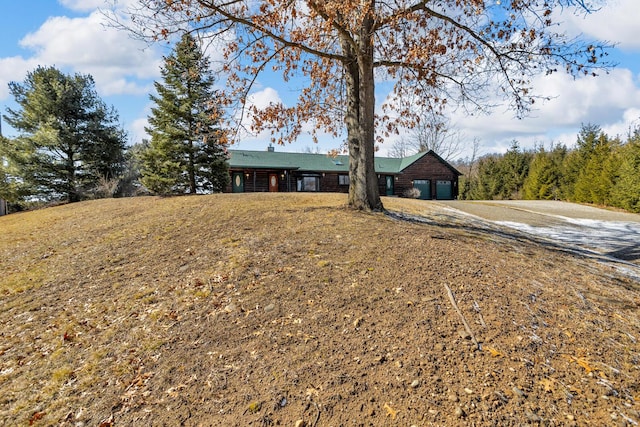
338, 175, 350, 186
297, 176, 320, 192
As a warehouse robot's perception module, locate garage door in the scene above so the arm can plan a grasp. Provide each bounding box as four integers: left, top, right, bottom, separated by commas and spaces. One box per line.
436, 180, 452, 200
413, 179, 431, 200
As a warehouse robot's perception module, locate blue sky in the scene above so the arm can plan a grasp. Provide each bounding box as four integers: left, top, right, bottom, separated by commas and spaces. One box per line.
1, 0, 640, 160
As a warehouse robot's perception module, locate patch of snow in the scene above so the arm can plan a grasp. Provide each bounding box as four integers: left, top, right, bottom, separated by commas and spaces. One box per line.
494, 219, 640, 281
494, 219, 640, 254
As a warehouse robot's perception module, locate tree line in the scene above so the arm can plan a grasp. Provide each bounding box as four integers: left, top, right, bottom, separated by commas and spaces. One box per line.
0, 34, 229, 212
459, 124, 640, 213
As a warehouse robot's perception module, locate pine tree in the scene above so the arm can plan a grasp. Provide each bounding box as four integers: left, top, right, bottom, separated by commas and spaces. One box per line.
4, 66, 127, 202
142, 33, 229, 195
499, 141, 532, 199
561, 124, 603, 201
611, 132, 640, 212
523, 147, 552, 200
0, 135, 28, 204
572, 127, 617, 204
469, 156, 502, 200
523, 144, 566, 200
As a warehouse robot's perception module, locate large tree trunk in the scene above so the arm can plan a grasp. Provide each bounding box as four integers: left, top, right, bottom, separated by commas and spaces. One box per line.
340, 18, 383, 212
66, 150, 80, 203
187, 139, 197, 194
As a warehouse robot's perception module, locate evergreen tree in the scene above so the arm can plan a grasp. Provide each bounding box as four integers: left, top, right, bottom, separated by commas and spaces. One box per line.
523, 147, 552, 200
523, 144, 566, 200
4, 66, 127, 202
561, 123, 603, 201
611, 131, 640, 212
466, 142, 532, 200
142, 33, 229, 195
572, 127, 617, 204
499, 141, 532, 199
0, 136, 29, 207
469, 155, 503, 200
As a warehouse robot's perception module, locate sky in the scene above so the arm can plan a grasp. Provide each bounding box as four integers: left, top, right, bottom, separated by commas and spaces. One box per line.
1, 0, 639, 160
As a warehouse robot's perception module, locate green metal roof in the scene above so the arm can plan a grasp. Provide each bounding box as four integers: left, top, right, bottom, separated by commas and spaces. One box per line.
227, 149, 460, 175
228, 150, 349, 172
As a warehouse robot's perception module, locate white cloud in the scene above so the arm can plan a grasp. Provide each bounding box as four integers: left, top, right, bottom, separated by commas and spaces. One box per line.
557, 0, 640, 51
246, 87, 282, 109
430, 0, 640, 157
0, 56, 39, 99
447, 67, 640, 155
235, 87, 283, 144
17, 11, 161, 96
198, 30, 236, 67
129, 116, 150, 144
601, 107, 640, 139
233, 87, 345, 153
58, 0, 112, 12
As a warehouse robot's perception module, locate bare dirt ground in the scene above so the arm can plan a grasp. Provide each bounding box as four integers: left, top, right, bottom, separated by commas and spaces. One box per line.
1, 194, 639, 426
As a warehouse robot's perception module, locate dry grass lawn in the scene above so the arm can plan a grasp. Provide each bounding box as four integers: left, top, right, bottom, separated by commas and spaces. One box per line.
1, 193, 639, 426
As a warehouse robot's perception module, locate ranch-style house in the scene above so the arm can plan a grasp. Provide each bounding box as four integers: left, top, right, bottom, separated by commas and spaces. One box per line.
226, 147, 461, 200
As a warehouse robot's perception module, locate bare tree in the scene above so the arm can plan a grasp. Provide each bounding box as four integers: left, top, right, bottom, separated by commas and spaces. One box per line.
453, 137, 481, 199
108, 0, 611, 211
388, 138, 412, 159
408, 112, 464, 161
303, 145, 322, 154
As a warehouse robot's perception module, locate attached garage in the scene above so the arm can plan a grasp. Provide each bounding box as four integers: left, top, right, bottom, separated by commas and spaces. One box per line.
436, 180, 453, 200
413, 179, 431, 200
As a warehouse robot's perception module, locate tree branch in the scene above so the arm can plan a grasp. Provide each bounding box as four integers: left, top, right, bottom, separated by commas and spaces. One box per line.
196, 0, 347, 63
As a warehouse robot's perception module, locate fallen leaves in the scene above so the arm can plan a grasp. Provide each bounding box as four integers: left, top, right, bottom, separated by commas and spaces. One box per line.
166, 384, 187, 397
29, 411, 46, 425
485, 346, 505, 358
539, 378, 555, 393
562, 354, 599, 374
246, 401, 262, 414
383, 402, 398, 420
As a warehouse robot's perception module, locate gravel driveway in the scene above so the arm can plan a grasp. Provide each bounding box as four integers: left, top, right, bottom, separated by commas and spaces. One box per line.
435, 200, 640, 269
436, 200, 640, 224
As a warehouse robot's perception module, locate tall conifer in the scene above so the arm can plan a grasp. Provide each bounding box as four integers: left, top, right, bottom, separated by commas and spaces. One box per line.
4, 66, 126, 202
611, 134, 640, 212
142, 33, 229, 195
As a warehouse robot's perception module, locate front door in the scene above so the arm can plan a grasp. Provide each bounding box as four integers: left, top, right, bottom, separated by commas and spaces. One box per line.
385, 175, 394, 196
232, 172, 244, 193
269, 174, 279, 192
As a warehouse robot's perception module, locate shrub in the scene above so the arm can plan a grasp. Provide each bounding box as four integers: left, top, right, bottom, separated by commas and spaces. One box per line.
403, 187, 421, 198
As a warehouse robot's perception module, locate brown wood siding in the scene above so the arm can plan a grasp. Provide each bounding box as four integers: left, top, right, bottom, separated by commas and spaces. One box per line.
226, 170, 293, 193
320, 173, 349, 193
396, 153, 459, 199
225, 151, 459, 199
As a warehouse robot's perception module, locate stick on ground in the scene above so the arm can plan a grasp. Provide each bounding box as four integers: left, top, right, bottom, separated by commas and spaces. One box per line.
444, 283, 481, 351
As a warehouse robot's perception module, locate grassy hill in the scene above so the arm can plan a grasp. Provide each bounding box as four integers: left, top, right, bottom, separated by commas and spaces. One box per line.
1, 193, 639, 426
